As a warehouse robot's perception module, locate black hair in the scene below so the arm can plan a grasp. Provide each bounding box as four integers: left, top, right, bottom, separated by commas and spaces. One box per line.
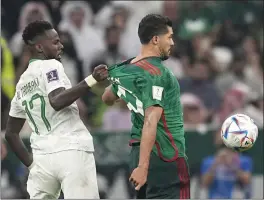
22, 20, 53, 45
138, 14, 172, 44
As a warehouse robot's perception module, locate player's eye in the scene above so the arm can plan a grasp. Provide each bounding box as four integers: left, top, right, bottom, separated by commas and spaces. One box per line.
54, 40, 60, 44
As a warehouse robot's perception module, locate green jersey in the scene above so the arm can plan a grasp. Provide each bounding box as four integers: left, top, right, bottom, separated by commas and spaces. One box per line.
108, 57, 185, 160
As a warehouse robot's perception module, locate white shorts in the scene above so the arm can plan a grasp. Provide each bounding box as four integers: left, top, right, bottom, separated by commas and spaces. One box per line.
27, 150, 99, 199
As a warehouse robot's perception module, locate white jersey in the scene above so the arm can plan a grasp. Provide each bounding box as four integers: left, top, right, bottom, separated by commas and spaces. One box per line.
9, 59, 94, 154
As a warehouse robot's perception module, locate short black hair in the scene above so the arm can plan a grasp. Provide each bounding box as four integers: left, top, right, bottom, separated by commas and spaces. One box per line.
22, 20, 53, 45
138, 14, 172, 44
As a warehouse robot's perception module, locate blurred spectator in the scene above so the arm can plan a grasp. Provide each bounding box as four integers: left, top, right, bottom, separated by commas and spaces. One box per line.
90, 25, 126, 69
162, 1, 180, 35
181, 93, 208, 128
42, 0, 65, 27
9, 1, 52, 64
237, 95, 264, 128
1, 36, 16, 130
183, 34, 214, 65
94, 2, 130, 31
85, 24, 127, 128
57, 29, 84, 85
177, 2, 217, 41
118, 1, 163, 58
111, 6, 129, 31
215, 51, 247, 97
214, 83, 250, 125
59, 1, 106, 76
215, 1, 263, 37
213, 20, 244, 51
15, 45, 32, 83
57, 29, 90, 124
102, 100, 132, 132
201, 144, 253, 199
179, 58, 221, 120
163, 46, 185, 79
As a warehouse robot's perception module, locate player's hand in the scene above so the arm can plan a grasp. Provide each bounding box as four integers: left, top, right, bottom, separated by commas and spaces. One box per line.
92, 64, 108, 82
129, 166, 148, 191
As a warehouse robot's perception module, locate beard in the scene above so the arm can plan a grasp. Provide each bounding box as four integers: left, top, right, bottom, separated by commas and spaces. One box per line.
161, 54, 169, 61
159, 46, 170, 61
160, 50, 170, 61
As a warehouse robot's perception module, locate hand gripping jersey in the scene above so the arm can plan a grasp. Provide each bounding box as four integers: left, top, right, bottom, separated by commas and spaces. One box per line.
109, 57, 186, 160
9, 59, 94, 154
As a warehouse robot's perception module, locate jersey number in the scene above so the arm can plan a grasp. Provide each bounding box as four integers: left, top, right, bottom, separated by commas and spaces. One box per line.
117, 85, 144, 116
22, 94, 51, 134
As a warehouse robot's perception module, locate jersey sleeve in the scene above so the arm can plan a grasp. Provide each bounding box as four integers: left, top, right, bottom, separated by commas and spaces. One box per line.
9, 92, 26, 119
140, 76, 165, 109
41, 60, 66, 94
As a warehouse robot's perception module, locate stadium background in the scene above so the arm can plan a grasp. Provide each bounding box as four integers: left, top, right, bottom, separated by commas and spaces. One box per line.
1, 0, 263, 199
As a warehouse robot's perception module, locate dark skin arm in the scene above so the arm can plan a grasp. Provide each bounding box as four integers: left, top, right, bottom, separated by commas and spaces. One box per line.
5, 116, 33, 167
49, 65, 108, 111
129, 105, 163, 190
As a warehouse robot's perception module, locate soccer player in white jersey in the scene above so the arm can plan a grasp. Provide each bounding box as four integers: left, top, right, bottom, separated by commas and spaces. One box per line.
5, 20, 108, 199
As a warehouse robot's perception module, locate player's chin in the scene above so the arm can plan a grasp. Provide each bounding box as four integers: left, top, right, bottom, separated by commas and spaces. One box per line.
162, 54, 170, 61
56, 55, 62, 62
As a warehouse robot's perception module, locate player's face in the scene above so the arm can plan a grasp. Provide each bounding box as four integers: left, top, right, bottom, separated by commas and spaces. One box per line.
40, 29, 64, 61
158, 26, 174, 60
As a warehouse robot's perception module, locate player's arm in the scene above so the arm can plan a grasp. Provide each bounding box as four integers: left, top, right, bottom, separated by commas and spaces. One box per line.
47, 64, 107, 111
5, 95, 33, 168
5, 116, 33, 167
138, 105, 163, 170
138, 77, 165, 170
102, 84, 119, 106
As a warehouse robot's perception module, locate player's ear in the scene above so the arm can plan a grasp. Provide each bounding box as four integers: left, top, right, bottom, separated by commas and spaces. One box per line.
35, 44, 43, 53
152, 36, 159, 45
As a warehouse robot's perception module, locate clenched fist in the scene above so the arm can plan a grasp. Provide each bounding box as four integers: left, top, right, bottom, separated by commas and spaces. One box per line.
92, 64, 108, 82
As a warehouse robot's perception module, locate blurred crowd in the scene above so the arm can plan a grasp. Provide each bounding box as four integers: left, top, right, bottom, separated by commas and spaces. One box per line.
1, 0, 263, 134
1, 0, 263, 198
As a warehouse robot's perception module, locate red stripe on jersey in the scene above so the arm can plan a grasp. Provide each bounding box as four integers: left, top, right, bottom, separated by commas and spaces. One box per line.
129, 139, 140, 146
136, 61, 157, 75
141, 60, 161, 75
154, 110, 179, 162
176, 158, 190, 199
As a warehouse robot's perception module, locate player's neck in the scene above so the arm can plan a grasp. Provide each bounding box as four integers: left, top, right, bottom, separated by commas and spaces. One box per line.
136, 45, 160, 61
30, 54, 47, 61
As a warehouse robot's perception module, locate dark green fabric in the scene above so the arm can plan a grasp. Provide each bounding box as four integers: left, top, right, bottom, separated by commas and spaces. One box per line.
129, 146, 190, 199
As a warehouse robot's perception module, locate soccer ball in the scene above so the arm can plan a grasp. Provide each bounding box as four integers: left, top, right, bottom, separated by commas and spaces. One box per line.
221, 114, 258, 152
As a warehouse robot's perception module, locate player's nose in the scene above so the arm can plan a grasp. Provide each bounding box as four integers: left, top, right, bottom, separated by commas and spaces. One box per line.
59, 42, 64, 50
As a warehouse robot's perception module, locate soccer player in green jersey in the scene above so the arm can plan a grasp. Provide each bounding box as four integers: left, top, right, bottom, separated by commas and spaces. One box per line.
102, 14, 190, 199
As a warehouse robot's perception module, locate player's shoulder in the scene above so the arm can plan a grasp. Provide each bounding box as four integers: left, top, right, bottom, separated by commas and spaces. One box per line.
41, 59, 62, 68
37, 59, 64, 77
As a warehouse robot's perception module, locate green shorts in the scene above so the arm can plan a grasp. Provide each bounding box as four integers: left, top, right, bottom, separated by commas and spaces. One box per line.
129, 145, 190, 199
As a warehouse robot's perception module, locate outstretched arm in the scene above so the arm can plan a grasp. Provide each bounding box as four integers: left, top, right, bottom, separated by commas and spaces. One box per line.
5, 116, 32, 167
48, 65, 108, 111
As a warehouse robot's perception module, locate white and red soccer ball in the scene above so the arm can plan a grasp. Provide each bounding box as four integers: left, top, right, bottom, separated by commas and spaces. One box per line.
221, 114, 258, 152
